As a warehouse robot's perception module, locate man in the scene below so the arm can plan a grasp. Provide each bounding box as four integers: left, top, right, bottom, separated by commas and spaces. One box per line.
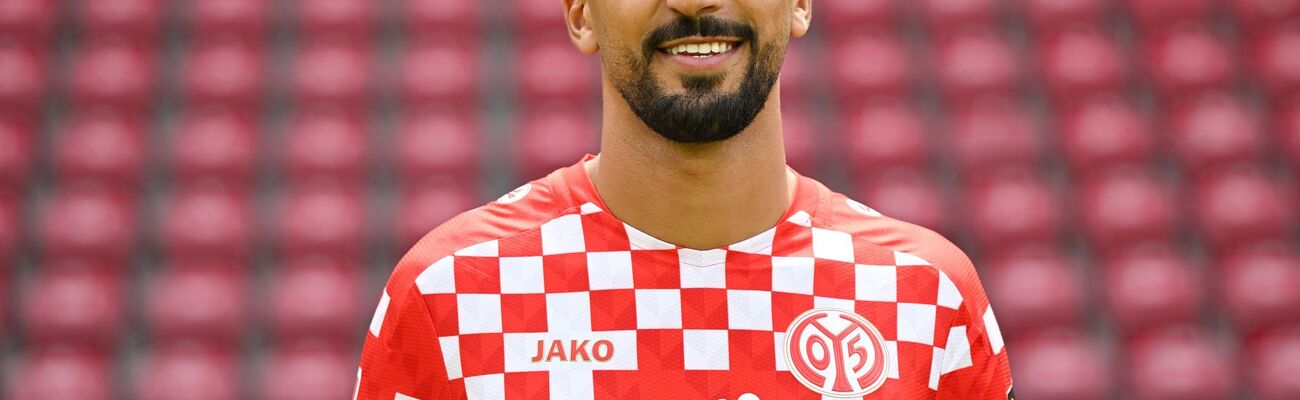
356, 0, 1012, 398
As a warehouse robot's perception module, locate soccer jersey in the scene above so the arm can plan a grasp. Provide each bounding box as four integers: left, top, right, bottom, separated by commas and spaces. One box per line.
356, 154, 1012, 400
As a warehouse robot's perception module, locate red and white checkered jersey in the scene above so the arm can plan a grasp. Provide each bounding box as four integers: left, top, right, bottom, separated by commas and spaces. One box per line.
356, 154, 1012, 400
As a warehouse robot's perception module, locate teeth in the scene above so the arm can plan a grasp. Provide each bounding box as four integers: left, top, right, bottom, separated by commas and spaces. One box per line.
667, 42, 734, 56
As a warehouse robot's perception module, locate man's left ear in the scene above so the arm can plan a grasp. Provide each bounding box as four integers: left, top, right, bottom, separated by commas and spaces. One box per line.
790, 0, 812, 38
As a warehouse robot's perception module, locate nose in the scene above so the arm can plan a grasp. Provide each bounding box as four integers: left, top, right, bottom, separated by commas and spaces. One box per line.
665, 0, 722, 18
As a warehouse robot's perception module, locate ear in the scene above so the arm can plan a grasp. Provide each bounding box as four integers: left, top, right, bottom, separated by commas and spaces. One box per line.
790, 0, 812, 38
563, 0, 599, 55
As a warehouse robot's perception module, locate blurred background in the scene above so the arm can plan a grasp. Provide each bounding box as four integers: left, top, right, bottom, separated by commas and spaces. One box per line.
1, 0, 1299, 399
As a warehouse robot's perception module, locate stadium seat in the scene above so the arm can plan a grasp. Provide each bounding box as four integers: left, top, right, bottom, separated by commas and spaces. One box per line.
284, 107, 369, 184
1021, 0, 1106, 33
69, 39, 155, 112
1008, 332, 1110, 400
829, 32, 911, 102
188, 0, 268, 39
1143, 25, 1235, 97
399, 108, 481, 182
22, 267, 124, 347
133, 344, 240, 400
1192, 168, 1292, 252
918, 0, 999, 35
147, 266, 247, 345
967, 170, 1062, 253
0, 113, 33, 189
841, 99, 930, 175
1228, 0, 1300, 29
159, 185, 253, 263
78, 0, 163, 41
1168, 94, 1266, 175
295, 0, 373, 38
398, 181, 479, 249
182, 37, 263, 109
1219, 242, 1300, 335
260, 341, 357, 400
1124, 0, 1210, 29
1080, 169, 1178, 252
405, 0, 480, 37
1246, 329, 1300, 400
780, 41, 814, 100
517, 38, 598, 103
0, 0, 57, 42
984, 246, 1084, 335
819, 0, 898, 32
934, 30, 1019, 101
277, 182, 367, 260
950, 98, 1040, 176
1126, 328, 1235, 400
401, 39, 479, 106
1039, 27, 1126, 101
268, 257, 364, 342
6, 348, 112, 400
853, 169, 949, 234
292, 40, 370, 107
514, 0, 565, 35
1279, 98, 1300, 168
1249, 24, 1300, 99
39, 185, 137, 264
1100, 243, 1203, 335
782, 105, 818, 175
171, 108, 258, 187
54, 110, 146, 187
0, 40, 46, 113
516, 104, 599, 180
1058, 96, 1154, 174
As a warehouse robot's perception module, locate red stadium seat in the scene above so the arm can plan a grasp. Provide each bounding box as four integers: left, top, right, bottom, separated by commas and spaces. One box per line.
515, 0, 565, 35
517, 38, 598, 103
819, 0, 898, 32
1100, 243, 1203, 335
1127, 328, 1235, 400
1021, 0, 1106, 33
78, 0, 163, 41
171, 108, 258, 187
516, 104, 598, 179
398, 181, 479, 249
189, 0, 268, 38
405, 0, 480, 37
1039, 27, 1126, 101
1280, 98, 1300, 168
159, 185, 253, 263
0, 0, 57, 42
401, 39, 479, 106
829, 32, 911, 102
967, 171, 1061, 252
40, 185, 136, 264
292, 40, 370, 107
134, 344, 239, 400
1249, 24, 1300, 99
278, 183, 367, 260
984, 246, 1084, 335
269, 257, 364, 341
6, 348, 111, 400
1193, 168, 1292, 252
1247, 329, 1300, 400
55, 111, 146, 187
284, 108, 368, 184
0, 191, 15, 267
22, 267, 124, 347
782, 105, 818, 175
296, 0, 373, 38
1168, 94, 1266, 175
183, 37, 263, 109
853, 169, 949, 234
779, 41, 814, 100
147, 267, 247, 344
69, 39, 155, 111
1219, 242, 1300, 335
1058, 96, 1154, 174
0, 40, 46, 113
918, 0, 999, 34
260, 341, 357, 400
1229, 0, 1300, 29
950, 98, 1040, 176
0, 113, 34, 189
1124, 0, 1210, 29
1080, 169, 1178, 252
399, 108, 481, 182
934, 30, 1019, 101
1008, 332, 1110, 400
841, 99, 930, 175
1143, 25, 1235, 97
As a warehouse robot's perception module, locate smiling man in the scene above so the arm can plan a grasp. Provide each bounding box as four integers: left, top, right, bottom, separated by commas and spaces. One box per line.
356, 1, 1012, 399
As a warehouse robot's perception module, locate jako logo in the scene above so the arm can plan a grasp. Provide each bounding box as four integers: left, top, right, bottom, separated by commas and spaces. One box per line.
784, 308, 890, 396
530, 339, 614, 362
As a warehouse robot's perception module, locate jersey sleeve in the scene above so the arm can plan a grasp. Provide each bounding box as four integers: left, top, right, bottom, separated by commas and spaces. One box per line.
356, 281, 450, 400
934, 299, 1013, 400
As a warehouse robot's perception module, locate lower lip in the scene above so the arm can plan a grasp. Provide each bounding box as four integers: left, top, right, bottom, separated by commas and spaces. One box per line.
657, 44, 742, 72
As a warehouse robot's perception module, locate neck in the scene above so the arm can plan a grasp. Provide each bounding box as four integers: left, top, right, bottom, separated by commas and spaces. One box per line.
586, 78, 795, 250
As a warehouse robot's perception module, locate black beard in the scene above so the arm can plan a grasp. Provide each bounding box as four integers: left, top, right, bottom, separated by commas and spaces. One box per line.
609, 16, 784, 143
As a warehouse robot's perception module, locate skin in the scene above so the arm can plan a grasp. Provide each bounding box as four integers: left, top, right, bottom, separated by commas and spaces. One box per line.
561, 0, 813, 250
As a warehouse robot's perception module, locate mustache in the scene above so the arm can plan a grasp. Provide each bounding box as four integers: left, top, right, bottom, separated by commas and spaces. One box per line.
642, 15, 757, 57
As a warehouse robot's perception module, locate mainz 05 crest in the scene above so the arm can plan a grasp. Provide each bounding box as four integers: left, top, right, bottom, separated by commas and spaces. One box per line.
784, 308, 891, 397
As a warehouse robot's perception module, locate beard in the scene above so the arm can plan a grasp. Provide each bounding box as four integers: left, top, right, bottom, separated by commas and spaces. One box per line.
607, 16, 785, 144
